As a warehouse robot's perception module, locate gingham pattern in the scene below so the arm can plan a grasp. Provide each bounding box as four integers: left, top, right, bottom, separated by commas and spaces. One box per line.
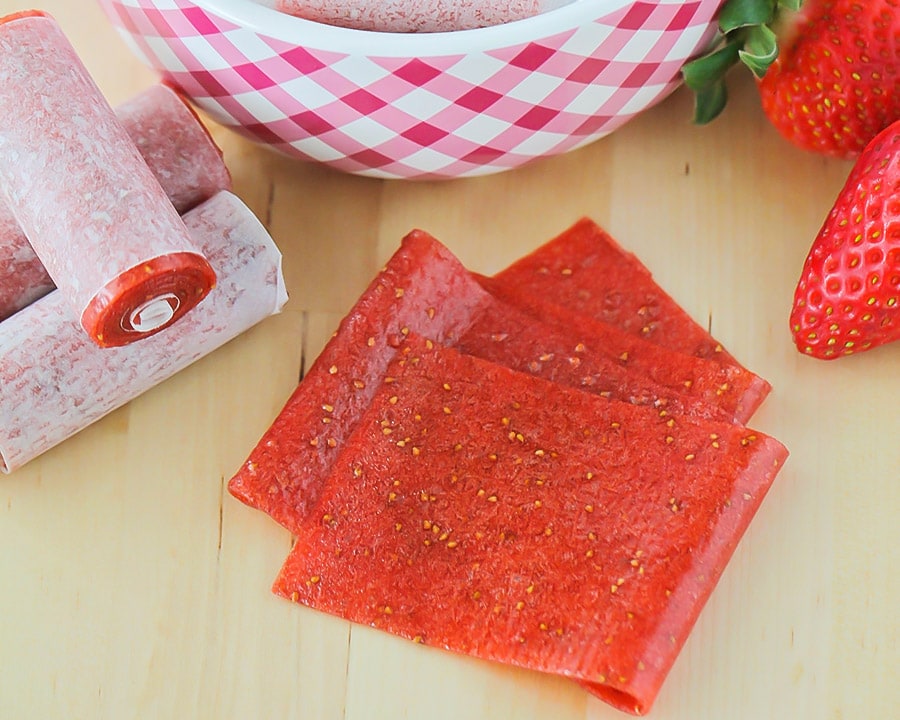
99, 0, 721, 179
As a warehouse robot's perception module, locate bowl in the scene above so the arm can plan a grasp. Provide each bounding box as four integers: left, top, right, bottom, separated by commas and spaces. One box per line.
98, 0, 724, 179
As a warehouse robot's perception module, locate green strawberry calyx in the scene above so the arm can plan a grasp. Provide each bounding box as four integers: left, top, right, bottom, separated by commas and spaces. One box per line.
682, 0, 803, 124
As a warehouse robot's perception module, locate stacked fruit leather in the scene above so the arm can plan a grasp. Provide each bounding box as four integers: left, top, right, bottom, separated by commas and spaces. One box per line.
228, 219, 788, 715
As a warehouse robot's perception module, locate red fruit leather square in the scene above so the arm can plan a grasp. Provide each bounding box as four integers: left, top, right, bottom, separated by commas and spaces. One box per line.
227, 230, 494, 531
489, 217, 746, 367
229, 230, 768, 533
469, 276, 769, 424
273, 335, 788, 715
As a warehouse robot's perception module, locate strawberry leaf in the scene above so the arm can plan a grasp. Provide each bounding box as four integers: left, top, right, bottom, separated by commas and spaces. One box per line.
682, 40, 742, 91
719, 0, 775, 34
691, 81, 730, 125
738, 24, 778, 78
681, 0, 805, 124
682, 39, 742, 123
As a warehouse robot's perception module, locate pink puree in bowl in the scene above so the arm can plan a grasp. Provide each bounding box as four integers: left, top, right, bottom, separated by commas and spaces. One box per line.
273, 0, 574, 33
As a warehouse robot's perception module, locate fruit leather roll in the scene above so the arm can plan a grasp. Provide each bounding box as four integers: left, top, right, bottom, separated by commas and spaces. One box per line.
0, 83, 232, 323
0, 191, 287, 474
0, 11, 216, 347
274, 0, 568, 32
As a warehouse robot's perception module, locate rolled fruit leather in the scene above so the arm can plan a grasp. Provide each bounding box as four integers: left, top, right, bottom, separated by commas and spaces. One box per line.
274, 0, 574, 32
0, 83, 232, 323
0, 11, 216, 347
0, 191, 288, 474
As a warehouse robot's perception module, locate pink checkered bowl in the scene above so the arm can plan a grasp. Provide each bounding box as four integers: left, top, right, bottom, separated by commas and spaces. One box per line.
98, 0, 724, 179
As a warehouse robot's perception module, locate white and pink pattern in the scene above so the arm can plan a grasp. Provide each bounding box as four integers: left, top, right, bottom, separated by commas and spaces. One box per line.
98, 0, 723, 179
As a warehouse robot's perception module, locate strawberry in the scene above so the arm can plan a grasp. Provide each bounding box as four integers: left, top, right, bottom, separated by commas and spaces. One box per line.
790, 119, 900, 359
758, 0, 900, 159
683, 0, 900, 158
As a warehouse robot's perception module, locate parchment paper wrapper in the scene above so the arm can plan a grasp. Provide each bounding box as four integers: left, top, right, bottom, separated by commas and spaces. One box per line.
0, 191, 287, 474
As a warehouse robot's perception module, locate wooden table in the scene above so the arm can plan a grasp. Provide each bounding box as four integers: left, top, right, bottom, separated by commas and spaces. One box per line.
1, 2, 897, 718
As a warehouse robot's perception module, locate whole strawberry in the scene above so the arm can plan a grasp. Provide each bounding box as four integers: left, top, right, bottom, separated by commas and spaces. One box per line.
791, 119, 900, 359
759, 0, 900, 159
683, 0, 900, 159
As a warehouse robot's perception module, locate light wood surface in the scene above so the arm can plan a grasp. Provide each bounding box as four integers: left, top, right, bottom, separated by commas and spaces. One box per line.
1, 3, 897, 719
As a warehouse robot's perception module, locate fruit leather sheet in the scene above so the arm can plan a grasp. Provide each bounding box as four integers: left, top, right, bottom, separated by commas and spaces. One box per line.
0, 192, 287, 474
490, 217, 748, 368
0, 83, 231, 323
0, 11, 215, 347
229, 230, 769, 533
273, 334, 788, 715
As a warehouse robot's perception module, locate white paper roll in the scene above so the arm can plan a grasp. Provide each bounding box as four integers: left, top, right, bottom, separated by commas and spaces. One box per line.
0, 191, 288, 474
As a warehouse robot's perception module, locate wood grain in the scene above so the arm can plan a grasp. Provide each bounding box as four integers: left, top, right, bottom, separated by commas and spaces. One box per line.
0, 2, 897, 719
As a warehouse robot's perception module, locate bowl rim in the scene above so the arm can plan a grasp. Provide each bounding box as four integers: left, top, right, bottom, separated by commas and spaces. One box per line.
191, 0, 646, 54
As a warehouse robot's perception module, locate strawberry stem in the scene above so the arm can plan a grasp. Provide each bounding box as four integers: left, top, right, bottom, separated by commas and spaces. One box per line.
681, 0, 804, 124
